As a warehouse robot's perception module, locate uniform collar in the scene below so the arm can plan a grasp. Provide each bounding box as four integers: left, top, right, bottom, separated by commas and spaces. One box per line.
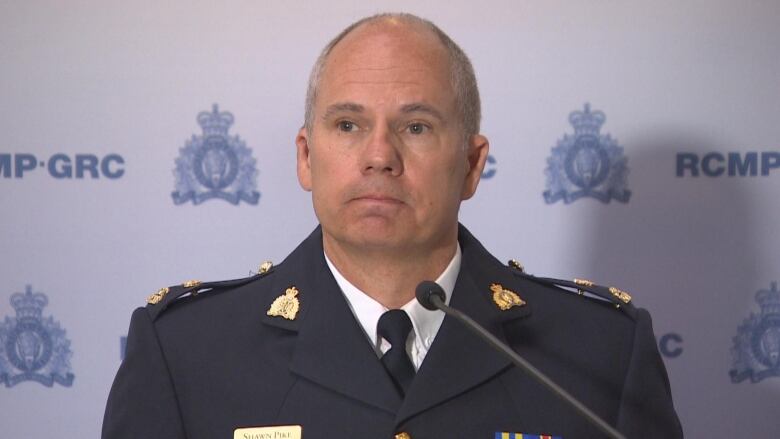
260, 225, 532, 417
324, 245, 461, 360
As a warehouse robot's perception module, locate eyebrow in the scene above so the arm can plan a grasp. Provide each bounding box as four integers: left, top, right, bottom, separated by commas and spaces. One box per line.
321, 101, 446, 122
400, 103, 445, 122
322, 102, 365, 120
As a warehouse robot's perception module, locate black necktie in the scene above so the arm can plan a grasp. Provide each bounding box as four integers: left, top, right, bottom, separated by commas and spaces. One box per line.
377, 309, 416, 396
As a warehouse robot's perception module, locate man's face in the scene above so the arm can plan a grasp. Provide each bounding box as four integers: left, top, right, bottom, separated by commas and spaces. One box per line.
296, 21, 488, 255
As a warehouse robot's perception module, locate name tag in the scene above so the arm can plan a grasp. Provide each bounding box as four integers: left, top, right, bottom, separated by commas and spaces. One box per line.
234, 425, 302, 439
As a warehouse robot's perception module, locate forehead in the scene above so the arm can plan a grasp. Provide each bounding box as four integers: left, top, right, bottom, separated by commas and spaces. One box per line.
317, 21, 455, 108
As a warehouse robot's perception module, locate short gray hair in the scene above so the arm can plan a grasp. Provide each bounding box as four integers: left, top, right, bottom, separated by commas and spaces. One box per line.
303, 13, 481, 141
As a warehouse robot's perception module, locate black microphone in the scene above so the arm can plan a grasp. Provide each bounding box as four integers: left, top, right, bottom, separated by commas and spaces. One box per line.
415, 280, 446, 310
415, 281, 626, 439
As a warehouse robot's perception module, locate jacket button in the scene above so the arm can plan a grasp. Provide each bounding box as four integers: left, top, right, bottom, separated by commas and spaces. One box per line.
395, 433, 411, 439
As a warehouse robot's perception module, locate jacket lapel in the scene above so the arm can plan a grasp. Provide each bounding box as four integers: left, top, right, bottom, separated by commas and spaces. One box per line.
260, 225, 531, 422
396, 225, 532, 424
261, 228, 402, 414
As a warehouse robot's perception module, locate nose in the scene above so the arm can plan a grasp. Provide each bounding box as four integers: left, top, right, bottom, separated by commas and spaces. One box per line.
361, 124, 403, 176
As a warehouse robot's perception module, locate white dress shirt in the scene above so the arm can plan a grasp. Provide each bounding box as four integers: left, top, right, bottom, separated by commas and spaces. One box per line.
324, 245, 461, 371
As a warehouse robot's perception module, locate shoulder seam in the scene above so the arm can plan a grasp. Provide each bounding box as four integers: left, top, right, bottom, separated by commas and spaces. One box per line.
146, 268, 276, 321
506, 263, 638, 319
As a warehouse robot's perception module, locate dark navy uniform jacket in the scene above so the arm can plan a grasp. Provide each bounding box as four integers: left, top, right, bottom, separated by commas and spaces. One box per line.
103, 226, 682, 438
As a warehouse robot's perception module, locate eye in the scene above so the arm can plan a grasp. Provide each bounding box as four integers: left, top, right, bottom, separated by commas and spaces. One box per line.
407, 122, 428, 135
337, 120, 357, 132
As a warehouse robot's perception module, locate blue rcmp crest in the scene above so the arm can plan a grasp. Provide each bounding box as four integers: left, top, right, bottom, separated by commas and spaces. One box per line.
730, 282, 780, 383
0, 285, 74, 387
172, 104, 260, 205
543, 103, 631, 204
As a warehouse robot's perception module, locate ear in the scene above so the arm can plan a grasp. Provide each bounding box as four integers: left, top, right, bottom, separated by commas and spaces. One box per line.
296, 127, 313, 192
461, 134, 489, 200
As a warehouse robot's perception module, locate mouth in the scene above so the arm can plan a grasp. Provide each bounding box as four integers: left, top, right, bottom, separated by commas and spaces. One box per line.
351, 194, 404, 205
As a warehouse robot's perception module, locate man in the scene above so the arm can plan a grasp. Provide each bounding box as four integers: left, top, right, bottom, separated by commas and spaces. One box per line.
103, 13, 682, 439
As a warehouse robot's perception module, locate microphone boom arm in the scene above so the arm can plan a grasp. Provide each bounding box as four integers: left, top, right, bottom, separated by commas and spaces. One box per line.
428, 294, 626, 439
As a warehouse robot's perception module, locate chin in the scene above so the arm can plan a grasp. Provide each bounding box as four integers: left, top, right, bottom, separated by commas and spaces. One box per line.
348, 226, 403, 245
329, 221, 408, 249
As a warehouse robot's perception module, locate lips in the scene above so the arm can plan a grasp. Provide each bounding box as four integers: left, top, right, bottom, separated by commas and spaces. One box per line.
342, 180, 409, 208
345, 183, 406, 204
353, 193, 403, 203
350, 196, 405, 211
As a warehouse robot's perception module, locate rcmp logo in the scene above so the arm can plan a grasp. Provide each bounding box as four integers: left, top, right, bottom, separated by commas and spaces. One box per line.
543, 103, 631, 204
172, 104, 261, 205
730, 282, 780, 383
0, 286, 74, 387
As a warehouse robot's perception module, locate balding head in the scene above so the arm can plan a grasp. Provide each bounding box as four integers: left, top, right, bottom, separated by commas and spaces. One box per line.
304, 13, 481, 143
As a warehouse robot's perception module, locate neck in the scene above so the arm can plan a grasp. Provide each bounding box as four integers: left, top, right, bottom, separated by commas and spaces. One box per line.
323, 233, 458, 309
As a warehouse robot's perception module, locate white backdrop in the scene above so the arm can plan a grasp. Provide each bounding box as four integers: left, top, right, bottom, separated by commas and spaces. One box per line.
1, 1, 779, 437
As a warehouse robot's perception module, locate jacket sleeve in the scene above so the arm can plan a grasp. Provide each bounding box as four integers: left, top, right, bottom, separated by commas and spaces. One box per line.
616, 308, 684, 438
102, 307, 187, 439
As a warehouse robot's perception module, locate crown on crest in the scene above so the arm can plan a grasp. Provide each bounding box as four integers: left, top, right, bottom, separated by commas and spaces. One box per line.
197, 104, 235, 136
569, 103, 606, 136
10, 285, 48, 321
755, 282, 780, 317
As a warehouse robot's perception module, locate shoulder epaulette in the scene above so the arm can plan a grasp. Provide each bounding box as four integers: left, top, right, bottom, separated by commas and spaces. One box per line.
144, 260, 275, 321
506, 259, 637, 318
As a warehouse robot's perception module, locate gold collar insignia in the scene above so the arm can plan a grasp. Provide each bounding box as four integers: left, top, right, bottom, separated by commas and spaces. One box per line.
267, 286, 300, 320
490, 283, 526, 310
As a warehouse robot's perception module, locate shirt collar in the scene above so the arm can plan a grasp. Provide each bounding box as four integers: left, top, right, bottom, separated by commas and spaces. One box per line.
325, 245, 461, 352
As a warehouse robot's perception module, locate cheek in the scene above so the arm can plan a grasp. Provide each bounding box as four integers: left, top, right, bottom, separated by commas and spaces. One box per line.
309, 149, 353, 201
416, 157, 467, 206
440, 153, 469, 187
309, 149, 335, 182
310, 144, 353, 176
